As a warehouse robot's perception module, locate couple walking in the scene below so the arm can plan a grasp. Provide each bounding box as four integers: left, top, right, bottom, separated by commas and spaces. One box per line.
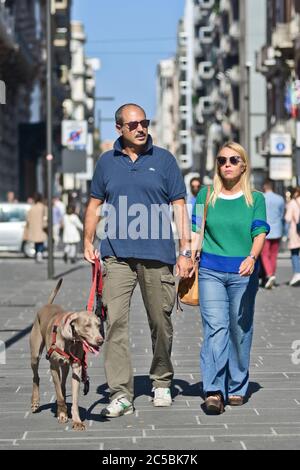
84, 103, 270, 416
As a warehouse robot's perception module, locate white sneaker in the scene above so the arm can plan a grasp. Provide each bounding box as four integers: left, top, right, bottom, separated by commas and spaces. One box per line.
100, 396, 134, 418
36, 252, 43, 263
289, 273, 300, 286
153, 387, 172, 407
265, 275, 276, 289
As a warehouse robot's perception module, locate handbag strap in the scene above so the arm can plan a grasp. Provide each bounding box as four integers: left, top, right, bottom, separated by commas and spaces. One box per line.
197, 185, 211, 254
176, 186, 211, 314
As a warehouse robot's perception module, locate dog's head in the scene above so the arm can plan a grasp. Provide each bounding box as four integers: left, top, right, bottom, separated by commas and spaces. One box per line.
61, 311, 104, 354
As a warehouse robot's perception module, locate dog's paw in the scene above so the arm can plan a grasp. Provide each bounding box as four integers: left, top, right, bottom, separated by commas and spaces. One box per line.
31, 402, 40, 413
72, 421, 86, 431
58, 412, 68, 424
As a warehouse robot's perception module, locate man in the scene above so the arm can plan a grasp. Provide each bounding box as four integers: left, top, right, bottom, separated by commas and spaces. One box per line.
187, 177, 201, 219
84, 103, 193, 417
261, 179, 285, 289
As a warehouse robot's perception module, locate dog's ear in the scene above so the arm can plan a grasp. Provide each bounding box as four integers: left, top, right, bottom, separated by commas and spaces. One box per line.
61, 312, 79, 340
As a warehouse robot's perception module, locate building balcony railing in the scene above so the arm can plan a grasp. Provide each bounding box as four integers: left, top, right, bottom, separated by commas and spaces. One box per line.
272, 23, 293, 50
198, 61, 215, 80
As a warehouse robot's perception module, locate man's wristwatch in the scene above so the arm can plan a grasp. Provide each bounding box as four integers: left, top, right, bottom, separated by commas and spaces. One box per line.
179, 250, 192, 258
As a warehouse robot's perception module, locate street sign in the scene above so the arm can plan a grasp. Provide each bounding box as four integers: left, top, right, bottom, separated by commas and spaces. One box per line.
62, 149, 87, 173
270, 133, 292, 155
62, 120, 88, 149
269, 157, 293, 180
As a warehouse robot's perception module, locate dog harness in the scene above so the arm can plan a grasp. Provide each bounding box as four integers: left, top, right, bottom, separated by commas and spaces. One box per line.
46, 313, 90, 393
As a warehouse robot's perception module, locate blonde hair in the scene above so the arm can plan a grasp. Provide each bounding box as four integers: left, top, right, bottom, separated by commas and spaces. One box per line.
211, 141, 254, 207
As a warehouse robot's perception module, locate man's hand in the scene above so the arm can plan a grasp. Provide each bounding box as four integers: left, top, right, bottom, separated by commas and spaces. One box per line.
176, 255, 194, 279
84, 240, 100, 264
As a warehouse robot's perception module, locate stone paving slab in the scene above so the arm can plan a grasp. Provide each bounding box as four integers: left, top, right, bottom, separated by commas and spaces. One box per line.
1, 259, 300, 450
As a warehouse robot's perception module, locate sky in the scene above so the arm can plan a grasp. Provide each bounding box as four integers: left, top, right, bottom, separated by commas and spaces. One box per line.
72, 0, 185, 142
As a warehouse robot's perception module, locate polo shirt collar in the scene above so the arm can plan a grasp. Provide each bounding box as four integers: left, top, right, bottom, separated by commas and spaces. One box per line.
113, 135, 153, 156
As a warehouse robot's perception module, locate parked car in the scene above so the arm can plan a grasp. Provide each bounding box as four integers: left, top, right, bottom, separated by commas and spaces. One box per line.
0, 203, 35, 257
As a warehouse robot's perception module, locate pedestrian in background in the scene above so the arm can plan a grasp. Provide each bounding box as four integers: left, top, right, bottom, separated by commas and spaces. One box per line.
25, 193, 47, 263
6, 191, 18, 203
63, 205, 83, 264
191, 142, 269, 414
52, 198, 63, 249
285, 187, 300, 286
187, 177, 201, 219
260, 179, 285, 289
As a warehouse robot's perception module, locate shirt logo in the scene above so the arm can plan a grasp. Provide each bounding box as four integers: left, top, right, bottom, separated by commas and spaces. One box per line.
149, 168, 156, 172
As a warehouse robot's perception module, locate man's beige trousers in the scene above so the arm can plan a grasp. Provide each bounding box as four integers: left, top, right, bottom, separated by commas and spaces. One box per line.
102, 256, 176, 402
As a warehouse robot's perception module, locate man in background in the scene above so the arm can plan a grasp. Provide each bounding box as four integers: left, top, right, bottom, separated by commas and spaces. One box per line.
261, 179, 285, 289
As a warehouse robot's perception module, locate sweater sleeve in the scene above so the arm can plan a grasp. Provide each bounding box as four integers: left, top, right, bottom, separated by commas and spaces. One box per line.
251, 192, 270, 238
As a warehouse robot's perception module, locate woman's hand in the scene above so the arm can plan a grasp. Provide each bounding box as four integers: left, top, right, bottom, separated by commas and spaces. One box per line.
239, 257, 255, 277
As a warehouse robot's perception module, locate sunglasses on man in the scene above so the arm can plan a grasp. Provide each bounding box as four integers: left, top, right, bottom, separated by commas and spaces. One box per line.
217, 156, 243, 167
122, 119, 151, 132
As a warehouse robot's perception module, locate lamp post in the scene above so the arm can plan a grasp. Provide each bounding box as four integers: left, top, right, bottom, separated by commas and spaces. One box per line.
245, 62, 252, 155
46, 0, 54, 279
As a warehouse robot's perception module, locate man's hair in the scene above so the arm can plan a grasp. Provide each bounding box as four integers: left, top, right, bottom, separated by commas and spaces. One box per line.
264, 178, 274, 190
115, 103, 146, 125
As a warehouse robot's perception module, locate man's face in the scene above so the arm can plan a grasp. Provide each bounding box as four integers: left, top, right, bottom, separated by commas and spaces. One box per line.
190, 182, 200, 197
116, 107, 149, 147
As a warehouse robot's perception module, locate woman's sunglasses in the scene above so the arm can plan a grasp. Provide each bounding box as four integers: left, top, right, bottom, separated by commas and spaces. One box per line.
217, 156, 243, 167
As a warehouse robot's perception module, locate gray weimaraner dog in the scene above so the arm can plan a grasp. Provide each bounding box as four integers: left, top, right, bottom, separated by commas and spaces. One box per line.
30, 279, 103, 431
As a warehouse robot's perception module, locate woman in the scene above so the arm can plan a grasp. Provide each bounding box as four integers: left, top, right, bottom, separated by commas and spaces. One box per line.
285, 187, 300, 286
26, 193, 47, 263
191, 142, 269, 414
63, 205, 83, 264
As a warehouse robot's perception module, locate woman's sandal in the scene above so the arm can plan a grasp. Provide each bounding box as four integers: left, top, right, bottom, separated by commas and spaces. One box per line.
228, 395, 244, 406
205, 393, 225, 414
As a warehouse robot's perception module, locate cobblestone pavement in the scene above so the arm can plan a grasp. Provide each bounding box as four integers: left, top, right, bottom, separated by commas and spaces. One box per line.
0, 256, 300, 450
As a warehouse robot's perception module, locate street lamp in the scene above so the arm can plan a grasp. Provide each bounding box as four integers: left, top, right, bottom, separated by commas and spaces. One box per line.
245, 62, 252, 155
46, 0, 54, 279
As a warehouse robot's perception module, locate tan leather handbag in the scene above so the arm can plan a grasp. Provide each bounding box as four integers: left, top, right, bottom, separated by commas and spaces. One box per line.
177, 186, 211, 309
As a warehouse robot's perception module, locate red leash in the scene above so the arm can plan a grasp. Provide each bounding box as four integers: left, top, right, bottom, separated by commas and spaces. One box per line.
87, 258, 102, 312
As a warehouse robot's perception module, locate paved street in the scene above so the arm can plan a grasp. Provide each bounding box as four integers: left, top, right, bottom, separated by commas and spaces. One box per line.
0, 256, 300, 450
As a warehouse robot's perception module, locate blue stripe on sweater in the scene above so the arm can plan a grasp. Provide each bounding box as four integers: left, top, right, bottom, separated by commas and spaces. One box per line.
251, 219, 270, 235
200, 252, 248, 274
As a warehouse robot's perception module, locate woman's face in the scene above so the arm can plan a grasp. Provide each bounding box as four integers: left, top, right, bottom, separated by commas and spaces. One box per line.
217, 147, 246, 183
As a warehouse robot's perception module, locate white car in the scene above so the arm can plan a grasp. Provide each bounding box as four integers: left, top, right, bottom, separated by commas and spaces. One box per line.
0, 203, 35, 257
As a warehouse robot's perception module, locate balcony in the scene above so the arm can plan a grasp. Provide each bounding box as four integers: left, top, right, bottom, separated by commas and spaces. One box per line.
219, 0, 231, 13
198, 61, 215, 80
199, 0, 215, 10
194, 40, 204, 59
225, 65, 240, 85
272, 23, 293, 50
229, 21, 240, 41
220, 35, 231, 55
199, 26, 214, 45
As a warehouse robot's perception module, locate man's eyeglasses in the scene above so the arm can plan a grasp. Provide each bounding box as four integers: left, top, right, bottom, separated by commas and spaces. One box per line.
122, 119, 150, 132
217, 156, 243, 167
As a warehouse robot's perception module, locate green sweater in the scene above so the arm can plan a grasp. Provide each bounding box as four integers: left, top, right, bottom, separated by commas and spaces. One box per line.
192, 187, 270, 273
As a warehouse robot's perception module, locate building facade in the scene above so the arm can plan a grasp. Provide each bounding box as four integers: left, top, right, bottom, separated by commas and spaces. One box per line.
0, 0, 40, 200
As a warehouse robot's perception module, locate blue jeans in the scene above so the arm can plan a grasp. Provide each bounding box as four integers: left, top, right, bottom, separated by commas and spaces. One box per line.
199, 267, 259, 400
291, 249, 300, 273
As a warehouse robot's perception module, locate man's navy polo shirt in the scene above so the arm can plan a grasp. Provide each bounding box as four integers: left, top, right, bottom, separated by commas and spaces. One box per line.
90, 136, 186, 265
